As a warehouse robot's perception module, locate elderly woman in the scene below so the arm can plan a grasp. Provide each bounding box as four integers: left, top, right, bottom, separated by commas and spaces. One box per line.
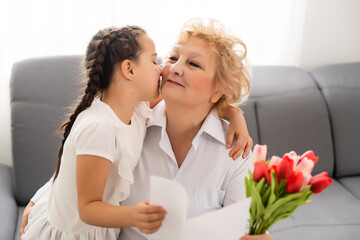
119, 19, 272, 240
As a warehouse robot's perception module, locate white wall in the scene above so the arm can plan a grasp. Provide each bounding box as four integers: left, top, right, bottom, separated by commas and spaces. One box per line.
0, 75, 12, 166
299, 0, 360, 70
1, 0, 360, 167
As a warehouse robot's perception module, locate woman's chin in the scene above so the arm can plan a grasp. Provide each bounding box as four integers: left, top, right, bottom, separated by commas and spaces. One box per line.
161, 84, 176, 96
161, 89, 180, 102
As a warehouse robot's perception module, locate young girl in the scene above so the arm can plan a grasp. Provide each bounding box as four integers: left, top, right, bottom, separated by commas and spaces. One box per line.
23, 26, 166, 240
22, 26, 252, 240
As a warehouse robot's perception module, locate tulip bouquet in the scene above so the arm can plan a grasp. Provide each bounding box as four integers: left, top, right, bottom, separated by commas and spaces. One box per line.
245, 145, 332, 235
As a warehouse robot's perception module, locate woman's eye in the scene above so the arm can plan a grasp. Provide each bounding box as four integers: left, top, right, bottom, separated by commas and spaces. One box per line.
190, 62, 201, 68
169, 56, 178, 61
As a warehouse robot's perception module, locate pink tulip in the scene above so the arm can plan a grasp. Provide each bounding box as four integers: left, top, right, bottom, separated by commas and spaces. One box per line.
253, 160, 269, 182
309, 172, 332, 194
285, 151, 300, 165
252, 144, 267, 163
277, 155, 294, 180
301, 173, 312, 191
299, 150, 319, 164
286, 171, 304, 193
269, 156, 282, 168
295, 157, 315, 176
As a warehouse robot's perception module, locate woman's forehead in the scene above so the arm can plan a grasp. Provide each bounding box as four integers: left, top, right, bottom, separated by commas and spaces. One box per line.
174, 38, 213, 56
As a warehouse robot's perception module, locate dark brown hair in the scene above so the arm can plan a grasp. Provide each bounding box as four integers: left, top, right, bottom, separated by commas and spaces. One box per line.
53, 26, 146, 181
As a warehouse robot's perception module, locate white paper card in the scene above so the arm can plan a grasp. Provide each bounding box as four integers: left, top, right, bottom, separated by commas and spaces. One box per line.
148, 176, 251, 240
180, 198, 251, 240
148, 176, 188, 240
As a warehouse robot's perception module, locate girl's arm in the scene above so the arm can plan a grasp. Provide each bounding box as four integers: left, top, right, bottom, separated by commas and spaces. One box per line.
222, 106, 253, 160
76, 155, 166, 233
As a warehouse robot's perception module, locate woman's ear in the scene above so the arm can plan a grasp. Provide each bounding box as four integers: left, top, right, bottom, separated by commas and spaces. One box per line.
121, 60, 134, 80
210, 89, 223, 103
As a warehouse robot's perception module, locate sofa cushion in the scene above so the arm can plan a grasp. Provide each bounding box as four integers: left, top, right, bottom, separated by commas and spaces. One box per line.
250, 66, 334, 175
251, 66, 317, 97
271, 225, 360, 240
10, 56, 85, 205
0, 164, 17, 240
269, 179, 360, 239
338, 176, 360, 201
310, 62, 360, 177
241, 100, 260, 145
14, 207, 25, 240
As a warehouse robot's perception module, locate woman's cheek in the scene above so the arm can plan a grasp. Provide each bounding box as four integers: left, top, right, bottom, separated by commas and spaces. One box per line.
161, 64, 170, 77
192, 73, 213, 93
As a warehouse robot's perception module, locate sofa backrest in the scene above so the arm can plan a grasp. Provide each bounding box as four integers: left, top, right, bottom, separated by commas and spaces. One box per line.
310, 62, 360, 178
242, 66, 334, 176
10, 56, 85, 205
10, 56, 340, 204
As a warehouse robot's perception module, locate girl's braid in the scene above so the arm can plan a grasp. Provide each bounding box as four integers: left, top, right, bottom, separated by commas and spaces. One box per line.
53, 28, 133, 181
54, 26, 146, 181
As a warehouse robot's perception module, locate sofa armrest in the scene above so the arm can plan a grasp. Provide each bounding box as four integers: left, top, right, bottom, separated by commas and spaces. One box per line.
0, 163, 18, 240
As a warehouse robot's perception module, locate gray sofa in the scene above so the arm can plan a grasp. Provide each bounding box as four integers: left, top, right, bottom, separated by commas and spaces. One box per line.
1, 56, 359, 239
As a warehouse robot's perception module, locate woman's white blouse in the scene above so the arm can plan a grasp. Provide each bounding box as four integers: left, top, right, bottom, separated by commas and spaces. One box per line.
119, 100, 253, 240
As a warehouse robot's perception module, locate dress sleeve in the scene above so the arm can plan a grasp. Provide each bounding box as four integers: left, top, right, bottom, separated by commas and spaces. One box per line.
135, 101, 154, 123
72, 122, 116, 163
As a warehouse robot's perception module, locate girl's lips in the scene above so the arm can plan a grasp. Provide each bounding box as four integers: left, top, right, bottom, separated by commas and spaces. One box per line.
165, 79, 185, 87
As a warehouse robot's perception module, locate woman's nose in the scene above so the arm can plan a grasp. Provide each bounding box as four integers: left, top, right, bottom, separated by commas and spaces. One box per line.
170, 60, 184, 76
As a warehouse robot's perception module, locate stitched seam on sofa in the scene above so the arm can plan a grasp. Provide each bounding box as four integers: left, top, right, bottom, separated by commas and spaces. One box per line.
253, 100, 262, 145
337, 179, 360, 201
313, 86, 360, 90
308, 71, 360, 90
249, 88, 320, 100
308, 71, 337, 178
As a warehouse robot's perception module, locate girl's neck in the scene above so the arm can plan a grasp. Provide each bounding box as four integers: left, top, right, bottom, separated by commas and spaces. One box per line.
101, 83, 139, 125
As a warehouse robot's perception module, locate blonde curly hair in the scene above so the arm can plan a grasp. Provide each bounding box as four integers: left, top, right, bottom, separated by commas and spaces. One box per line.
174, 18, 251, 116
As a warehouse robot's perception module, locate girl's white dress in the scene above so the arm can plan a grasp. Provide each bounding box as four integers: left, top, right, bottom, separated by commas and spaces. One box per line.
23, 98, 153, 240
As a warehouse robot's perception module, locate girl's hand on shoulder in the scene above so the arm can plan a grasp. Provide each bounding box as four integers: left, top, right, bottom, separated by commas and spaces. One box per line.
240, 233, 274, 240
132, 201, 167, 234
226, 112, 253, 160
222, 106, 253, 160
227, 120, 253, 160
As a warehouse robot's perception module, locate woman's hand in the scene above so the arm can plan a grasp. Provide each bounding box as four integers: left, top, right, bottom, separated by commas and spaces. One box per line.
132, 201, 167, 234
20, 201, 35, 238
240, 233, 274, 240
224, 107, 253, 160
